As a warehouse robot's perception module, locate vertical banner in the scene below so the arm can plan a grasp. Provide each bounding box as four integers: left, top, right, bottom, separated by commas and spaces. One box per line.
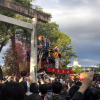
55, 57, 59, 69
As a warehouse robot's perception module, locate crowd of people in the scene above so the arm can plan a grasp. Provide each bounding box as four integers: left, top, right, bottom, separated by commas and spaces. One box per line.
0, 72, 100, 100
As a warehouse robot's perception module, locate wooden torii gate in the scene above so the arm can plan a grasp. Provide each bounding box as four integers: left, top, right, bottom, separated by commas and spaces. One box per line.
0, 0, 50, 81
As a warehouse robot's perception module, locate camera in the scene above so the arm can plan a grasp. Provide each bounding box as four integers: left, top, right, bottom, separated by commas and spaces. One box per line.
93, 74, 100, 81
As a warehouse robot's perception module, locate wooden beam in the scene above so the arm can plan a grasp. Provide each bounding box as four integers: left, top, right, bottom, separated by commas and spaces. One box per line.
0, 14, 33, 29
0, 0, 50, 22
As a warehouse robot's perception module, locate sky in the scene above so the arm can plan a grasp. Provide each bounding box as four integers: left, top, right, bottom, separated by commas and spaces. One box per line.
0, 0, 100, 67
33, 0, 100, 67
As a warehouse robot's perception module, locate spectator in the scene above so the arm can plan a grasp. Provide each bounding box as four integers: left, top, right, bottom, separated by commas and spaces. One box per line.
30, 83, 39, 94
20, 81, 28, 99
46, 57, 49, 65
14, 76, 19, 82
59, 84, 68, 95
28, 83, 39, 99
24, 77, 30, 91
0, 83, 4, 92
69, 85, 80, 99
83, 87, 92, 100
40, 36, 44, 46
96, 87, 100, 99
25, 94, 41, 100
52, 82, 62, 94
40, 78, 44, 85
70, 81, 76, 87
26, 83, 38, 97
19, 71, 27, 83
90, 88, 99, 100
28, 76, 34, 85
10, 76, 14, 82
45, 78, 52, 99
45, 78, 51, 89
0, 82, 24, 100
75, 81, 82, 87
52, 82, 67, 100
39, 84, 48, 100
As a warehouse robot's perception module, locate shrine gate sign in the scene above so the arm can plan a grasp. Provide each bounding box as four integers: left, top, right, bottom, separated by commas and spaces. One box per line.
0, 0, 50, 80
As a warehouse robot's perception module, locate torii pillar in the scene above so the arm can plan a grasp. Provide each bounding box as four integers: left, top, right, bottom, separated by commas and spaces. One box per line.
30, 17, 38, 81
30, 15, 50, 81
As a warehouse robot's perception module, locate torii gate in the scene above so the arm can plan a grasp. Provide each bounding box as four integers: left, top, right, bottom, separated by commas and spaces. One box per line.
0, 0, 50, 81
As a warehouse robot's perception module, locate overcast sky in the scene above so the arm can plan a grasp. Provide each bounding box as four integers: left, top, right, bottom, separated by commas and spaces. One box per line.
0, 0, 100, 67
33, 0, 100, 67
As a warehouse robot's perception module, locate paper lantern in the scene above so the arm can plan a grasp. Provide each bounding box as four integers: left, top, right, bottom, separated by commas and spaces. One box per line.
53, 52, 58, 58
38, 35, 45, 40
58, 52, 62, 58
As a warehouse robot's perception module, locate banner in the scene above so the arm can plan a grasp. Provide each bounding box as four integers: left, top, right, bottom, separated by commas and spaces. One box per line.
47, 68, 74, 74
55, 57, 59, 69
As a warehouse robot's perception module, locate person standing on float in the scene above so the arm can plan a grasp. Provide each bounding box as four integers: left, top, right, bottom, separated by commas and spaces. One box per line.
47, 37, 51, 48
53, 46, 59, 69
40, 37, 44, 46
44, 36, 47, 49
53, 46, 59, 52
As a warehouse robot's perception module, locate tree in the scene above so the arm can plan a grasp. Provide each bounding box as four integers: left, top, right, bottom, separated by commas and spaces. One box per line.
3, 36, 30, 77
97, 64, 100, 68
96, 68, 100, 72
72, 66, 83, 74
2, 65, 8, 76
0, 0, 33, 78
37, 21, 77, 67
36, 10, 77, 66
95, 64, 100, 72
61, 46, 77, 68
0, 10, 16, 52
13, 0, 32, 7
0, 0, 32, 52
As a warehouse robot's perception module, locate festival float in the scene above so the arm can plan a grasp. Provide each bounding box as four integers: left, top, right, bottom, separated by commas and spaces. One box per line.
37, 35, 74, 78
70, 73, 100, 82
70, 73, 90, 82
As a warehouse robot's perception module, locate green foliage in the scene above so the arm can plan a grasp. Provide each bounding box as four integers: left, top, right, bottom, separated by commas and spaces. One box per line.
0, 0, 32, 52
38, 22, 71, 47
37, 16, 77, 67
61, 46, 77, 68
96, 67, 100, 72
13, 0, 32, 7
37, 18, 77, 68
3, 46, 16, 76
97, 64, 100, 68
2, 66, 8, 76
0, 9, 16, 52
96, 64, 100, 72
38, 9, 52, 21
72, 66, 83, 74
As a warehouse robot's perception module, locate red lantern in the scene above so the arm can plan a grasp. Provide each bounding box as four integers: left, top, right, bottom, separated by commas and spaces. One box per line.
38, 35, 45, 40
53, 52, 58, 58
58, 52, 62, 58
